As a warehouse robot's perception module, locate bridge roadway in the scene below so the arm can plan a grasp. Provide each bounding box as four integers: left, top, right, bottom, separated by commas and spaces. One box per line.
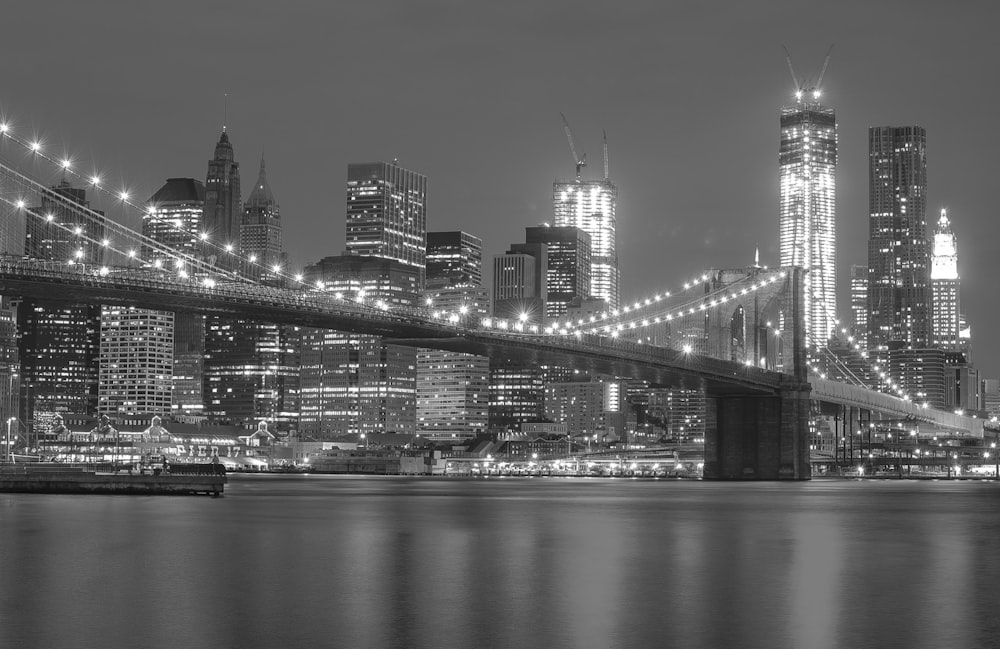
0, 259, 986, 436
811, 378, 984, 437
0, 259, 783, 396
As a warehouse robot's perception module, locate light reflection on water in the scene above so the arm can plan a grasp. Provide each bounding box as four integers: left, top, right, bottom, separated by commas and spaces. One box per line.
2, 476, 1000, 649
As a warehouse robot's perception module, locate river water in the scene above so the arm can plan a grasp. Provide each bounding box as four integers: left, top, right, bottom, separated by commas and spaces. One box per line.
2, 476, 999, 649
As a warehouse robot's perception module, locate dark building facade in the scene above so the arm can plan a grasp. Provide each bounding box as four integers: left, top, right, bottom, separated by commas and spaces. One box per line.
867, 126, 931, 353
202, 131, 242, 265
525, 225, 591, 320
425, 231, 482, 289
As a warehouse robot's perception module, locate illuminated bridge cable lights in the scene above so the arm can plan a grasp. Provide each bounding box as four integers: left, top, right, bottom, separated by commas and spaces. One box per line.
0, 121, 310, 288
542, 271, 721, 332
554, 272, 787, 337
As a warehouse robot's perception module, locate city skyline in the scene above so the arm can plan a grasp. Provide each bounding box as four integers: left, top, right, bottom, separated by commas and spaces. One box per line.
2, 1, 998, 375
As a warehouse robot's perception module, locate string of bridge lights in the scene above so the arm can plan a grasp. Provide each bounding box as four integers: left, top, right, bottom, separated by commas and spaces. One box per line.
0, 120, 308, 287
555, 272, 787, 337
790, 302, 920, 403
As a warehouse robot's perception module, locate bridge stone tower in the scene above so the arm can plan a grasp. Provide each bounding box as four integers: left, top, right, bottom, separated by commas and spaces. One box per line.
702, 266, 812, 480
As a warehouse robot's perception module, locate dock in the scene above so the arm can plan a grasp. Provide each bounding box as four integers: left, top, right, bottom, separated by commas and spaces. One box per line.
0, 463, 227, 496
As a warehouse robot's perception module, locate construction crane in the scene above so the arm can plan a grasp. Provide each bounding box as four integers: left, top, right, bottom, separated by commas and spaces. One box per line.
602, 130, 609, 181
560, 112, 586, 179
783, 44, 834, 101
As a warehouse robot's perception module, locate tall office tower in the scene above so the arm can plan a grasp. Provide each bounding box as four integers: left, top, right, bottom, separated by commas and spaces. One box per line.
143, 178, 206, 267
203, 131, 242, 263
418, 282, 490, 442
931, 208, 960, 350
298, 256, 420, 439
525, 225, 591, 319
203, 318, 300, 430
98, 307, 174, 417
346, 161, 427, 285
25, 181, 106, 264
425, 231, 482, 289
241, 158, 284, 281
492, 244, 547, 326
16, 301, 101, 434
488, 363, 546, 431
850, 265, 868, 349
779, 90, 837, 349
553, 179, 618, 310
867, 126, 931, 352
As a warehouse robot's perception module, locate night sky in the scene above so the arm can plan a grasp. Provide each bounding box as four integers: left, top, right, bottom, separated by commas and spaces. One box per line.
3, 1, 998, 377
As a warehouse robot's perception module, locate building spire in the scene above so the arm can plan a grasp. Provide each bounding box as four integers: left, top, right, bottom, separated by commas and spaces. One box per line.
223, 93, 228, 133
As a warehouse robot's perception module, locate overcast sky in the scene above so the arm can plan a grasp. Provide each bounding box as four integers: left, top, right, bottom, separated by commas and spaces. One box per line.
3, 0, 998, 377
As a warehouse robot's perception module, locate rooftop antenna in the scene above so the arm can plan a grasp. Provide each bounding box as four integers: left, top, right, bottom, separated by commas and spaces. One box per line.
560, 112, 587, 180
223, 93, 228, 133
602, 130, 609, 180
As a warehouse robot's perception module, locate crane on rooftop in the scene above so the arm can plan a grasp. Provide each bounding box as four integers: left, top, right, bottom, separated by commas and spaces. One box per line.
783, 44, 834, 102
560, 112, 586, 180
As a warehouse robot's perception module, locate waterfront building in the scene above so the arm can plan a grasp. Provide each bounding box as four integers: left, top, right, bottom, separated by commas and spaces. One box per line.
16, 300, 101, 434
346, 161, 427, 285
202, 130, 242, 265
143, 178, 205, 267
648, 388, 706, 443
488, 363, 546, 431
544, 381, 618, 440
298, 255, 420, 439
98, 306, 173, 417
525, 225, 591, 320
931, 208, 961, 350
417, 286, 490, 442
241, 158, 284, 281
172, 312, 206, 418
553, 179, 618, 309
779, 88, 838, 349
425, 231, 482, 290
867, 126, 931, 353
203, 318, 300, 430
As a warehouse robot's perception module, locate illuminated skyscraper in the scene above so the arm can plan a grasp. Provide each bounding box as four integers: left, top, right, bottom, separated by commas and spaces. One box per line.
241, 157, 283, 280
98, 307, 174, 417
143, 178, 205, 267
203, 131, 241, 261
346, 161, 427, 284
425, 231, 481, 289
931, 208, 960, 350
779, 89, 837, 348
553, 180, 617, 310
867, 126, 931, 352
525, 225, 591, 320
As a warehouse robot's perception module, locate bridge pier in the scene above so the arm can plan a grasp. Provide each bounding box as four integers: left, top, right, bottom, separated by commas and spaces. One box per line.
703, 378, 812, 480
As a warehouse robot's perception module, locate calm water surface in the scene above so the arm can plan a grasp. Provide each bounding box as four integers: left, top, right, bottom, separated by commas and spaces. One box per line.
2, 476, 1000, 649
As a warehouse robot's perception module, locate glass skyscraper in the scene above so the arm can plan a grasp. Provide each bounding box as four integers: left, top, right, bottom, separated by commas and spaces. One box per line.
867, 126, 930, 352
779, 94, 837, 349
346, 161, 427, 285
